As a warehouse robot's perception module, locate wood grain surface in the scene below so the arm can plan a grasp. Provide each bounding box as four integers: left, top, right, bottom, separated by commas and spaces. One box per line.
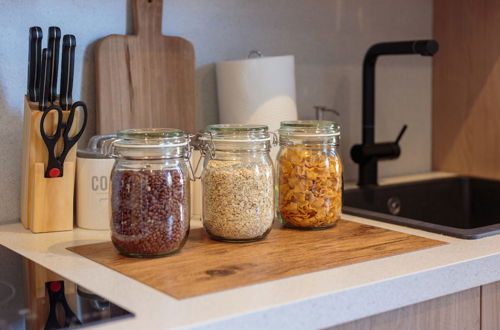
433, 0, 500, 180
95, 0, 196, 135
481, 281, 500, 330
68, 220, 445, 299
20, 97, 78, 232
330, 288, 480, 330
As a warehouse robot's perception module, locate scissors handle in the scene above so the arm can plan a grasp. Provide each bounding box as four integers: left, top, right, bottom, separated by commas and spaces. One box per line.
40, 106, 63, 178
63, 101, 88, 142
59, 101, 88, 162
51, 101, 87, 176
40, 102, 88, 178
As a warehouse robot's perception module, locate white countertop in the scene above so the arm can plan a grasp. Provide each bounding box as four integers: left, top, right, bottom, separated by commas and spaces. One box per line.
3, 172, 500, 329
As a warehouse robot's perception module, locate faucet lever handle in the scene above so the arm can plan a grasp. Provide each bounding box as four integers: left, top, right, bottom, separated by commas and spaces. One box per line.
395, 124, 408, 144
314, 106, 340, 120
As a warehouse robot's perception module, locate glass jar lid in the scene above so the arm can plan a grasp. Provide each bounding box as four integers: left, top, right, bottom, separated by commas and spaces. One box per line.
278, 120, 340, 146
114, 128, 188, 148
201, 124, 271, 142
278, 120, 340, 137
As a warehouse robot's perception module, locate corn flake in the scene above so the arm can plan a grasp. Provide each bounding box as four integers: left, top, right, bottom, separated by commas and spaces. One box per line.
278, 147, 342, 228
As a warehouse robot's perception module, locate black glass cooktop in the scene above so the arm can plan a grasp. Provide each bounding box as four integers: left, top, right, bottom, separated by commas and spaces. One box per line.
0, 244, 133, 329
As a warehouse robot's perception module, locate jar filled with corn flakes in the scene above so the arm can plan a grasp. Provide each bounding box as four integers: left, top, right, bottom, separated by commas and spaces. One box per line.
277, 120, 342, 229
199, 124, 275, 242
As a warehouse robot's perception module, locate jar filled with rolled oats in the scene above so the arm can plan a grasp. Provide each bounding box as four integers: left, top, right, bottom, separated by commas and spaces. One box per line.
199, 124, 275, 242
277, 120, 342, 230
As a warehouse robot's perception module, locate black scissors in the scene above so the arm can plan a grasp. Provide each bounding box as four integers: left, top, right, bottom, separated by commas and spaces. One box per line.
40, 101, 88, 178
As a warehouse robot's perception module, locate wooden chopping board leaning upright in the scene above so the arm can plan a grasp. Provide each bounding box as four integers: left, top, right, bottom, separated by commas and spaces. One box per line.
95, 0, 196, 134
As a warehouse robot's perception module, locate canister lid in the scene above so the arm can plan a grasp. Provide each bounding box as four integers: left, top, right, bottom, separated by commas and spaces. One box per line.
278, 120, 340, 137
77, 134, 117, 159
77, 149, 111, 159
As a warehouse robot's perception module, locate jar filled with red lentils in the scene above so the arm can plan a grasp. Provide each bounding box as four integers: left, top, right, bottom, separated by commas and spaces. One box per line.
109, 128, 191, 257
277, 121, 343, 230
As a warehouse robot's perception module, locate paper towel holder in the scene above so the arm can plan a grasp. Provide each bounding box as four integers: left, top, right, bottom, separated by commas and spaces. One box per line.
315, 106, 340, 120
248, 50, 263, 58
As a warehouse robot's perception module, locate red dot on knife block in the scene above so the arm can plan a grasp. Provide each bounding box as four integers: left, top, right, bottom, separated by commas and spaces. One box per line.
49, 168, 60, 178
50, 281, 61, 292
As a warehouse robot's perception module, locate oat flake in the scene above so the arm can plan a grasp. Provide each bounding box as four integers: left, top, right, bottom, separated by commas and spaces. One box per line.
202, 160, 274, 240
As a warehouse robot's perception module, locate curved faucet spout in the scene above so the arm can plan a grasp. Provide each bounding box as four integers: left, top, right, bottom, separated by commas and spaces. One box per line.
365, 40, 439, 64
352, 39, 439, 187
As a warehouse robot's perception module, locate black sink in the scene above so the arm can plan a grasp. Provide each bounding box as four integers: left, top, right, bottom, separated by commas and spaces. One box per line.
343, 176, 500, 239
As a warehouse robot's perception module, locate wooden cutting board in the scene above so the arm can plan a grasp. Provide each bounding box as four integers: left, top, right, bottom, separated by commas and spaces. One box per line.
95, 0, 196, 134
68, 220, 445, 299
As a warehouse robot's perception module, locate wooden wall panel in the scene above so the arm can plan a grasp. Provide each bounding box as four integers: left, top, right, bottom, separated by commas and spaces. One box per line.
330, 288, 480, 330
433, 0, 500, 180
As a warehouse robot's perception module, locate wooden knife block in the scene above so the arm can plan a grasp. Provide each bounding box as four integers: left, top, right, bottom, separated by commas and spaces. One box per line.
20, 96, 80, 233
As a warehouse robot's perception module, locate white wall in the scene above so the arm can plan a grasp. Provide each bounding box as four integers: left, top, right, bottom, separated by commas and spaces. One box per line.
0, 0, 432, 224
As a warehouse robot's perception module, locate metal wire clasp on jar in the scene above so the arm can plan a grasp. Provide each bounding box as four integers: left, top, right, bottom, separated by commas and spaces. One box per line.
198, 124, 276, 242
107, 128, 195, 257
277, 120, 343, 229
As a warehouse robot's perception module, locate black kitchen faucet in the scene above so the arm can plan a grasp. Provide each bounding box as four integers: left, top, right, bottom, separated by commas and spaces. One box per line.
350, 40, 439, 187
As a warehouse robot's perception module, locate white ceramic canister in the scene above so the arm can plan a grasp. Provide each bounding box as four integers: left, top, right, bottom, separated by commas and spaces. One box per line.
76, 135, 116, 230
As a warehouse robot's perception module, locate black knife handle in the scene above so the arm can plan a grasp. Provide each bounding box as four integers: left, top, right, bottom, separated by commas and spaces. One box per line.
60, 35, 76, 110
27, 27, 42, 102
47, 27, 61, 103
38, 48, 53, 111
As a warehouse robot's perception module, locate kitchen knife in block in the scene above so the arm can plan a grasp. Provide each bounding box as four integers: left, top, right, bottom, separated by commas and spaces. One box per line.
47, 27, 61, 103
19, 96, 80, 232
60, 35, 76, 110
38, 48, 52, 111
27, 27, 42, 102
95, 0, 196, 134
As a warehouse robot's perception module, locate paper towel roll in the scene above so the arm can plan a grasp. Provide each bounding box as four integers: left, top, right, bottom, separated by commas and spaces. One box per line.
216, 55, 298, 132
